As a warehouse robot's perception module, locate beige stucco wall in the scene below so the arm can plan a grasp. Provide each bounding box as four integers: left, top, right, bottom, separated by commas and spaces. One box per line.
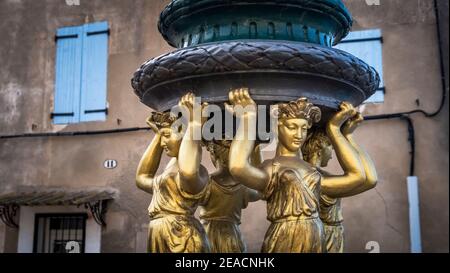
0, 0, 448, 253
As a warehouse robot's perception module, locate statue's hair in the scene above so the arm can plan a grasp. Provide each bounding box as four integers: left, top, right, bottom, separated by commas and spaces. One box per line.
302, 128, 331, 163
206, 140, 231, 151
206, 140, 231, 167
277, 98, 322, 127
148, 111, 177, 130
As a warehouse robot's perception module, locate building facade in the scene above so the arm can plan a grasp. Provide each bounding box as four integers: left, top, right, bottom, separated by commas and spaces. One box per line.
0, 0, 448, 253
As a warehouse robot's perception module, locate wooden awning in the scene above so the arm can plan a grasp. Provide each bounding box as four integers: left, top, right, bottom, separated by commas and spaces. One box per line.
0, 188, 118, 206
0, 188, 119, 227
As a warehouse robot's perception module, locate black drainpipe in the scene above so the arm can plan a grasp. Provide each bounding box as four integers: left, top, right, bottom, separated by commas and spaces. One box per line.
364, 0, 447, 177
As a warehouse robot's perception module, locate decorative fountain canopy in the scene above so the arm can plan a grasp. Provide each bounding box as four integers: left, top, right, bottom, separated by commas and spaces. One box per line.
158, 0, 353, 48
132, 0, 379, 115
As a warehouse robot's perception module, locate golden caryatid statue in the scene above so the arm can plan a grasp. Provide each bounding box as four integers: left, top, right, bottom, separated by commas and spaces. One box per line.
199, 140, 262, 253
136, 88, 377, 253
136, 93, 210, 253
302, 112, 378, 253
227, 88, 371, 253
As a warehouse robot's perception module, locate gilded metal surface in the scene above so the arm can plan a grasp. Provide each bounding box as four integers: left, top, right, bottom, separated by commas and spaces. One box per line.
136, 90, 377, 253
199, 141, 261, 253
227, 89, 374, 253
302, 112, 378, 253
136, 94, 210, 253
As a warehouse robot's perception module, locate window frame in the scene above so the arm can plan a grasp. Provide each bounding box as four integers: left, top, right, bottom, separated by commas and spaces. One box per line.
52, 21, 110, 124
335, 29, 385, 104
17, 206, 102, 253
32, 213, 87, 253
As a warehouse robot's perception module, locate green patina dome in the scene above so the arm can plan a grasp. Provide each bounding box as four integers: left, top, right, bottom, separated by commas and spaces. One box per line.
158, 0, 353, 48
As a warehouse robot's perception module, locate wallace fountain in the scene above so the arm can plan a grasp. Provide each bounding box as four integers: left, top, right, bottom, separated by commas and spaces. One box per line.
131, 0, 379, 253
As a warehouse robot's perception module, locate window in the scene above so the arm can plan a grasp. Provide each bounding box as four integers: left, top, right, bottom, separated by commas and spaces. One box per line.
18, 206, 102, 253
52, 22, 109, 124
334, 29, 385, 103
33, 214, 87, 253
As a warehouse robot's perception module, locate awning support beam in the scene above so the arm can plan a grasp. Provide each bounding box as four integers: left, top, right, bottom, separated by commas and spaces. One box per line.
0, 205, 19, 228
84, 200, 108, 227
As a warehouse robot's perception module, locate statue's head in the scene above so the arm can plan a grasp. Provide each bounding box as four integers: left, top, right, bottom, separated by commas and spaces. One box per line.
148, 112, 181, 158
277, 98, 321, 153
206, 140, 231, 169
302, 128, 332, 168
206, 139, 261, 171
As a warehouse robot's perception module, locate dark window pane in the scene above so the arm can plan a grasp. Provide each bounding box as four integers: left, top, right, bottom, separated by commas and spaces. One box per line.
33, 214, 87, 253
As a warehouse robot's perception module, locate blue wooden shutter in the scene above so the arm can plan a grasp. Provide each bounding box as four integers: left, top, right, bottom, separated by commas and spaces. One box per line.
53, 26, 83, 124
335, 29, 385, 103
80, 22, 109, 122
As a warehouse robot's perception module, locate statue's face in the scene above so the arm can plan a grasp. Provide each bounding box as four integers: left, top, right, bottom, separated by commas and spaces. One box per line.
160, 127, 181, 158
278, 118, 309, 153
320, 144, 333, 167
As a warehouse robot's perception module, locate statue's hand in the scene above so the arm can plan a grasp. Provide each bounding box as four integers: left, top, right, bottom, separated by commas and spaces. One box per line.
179, 92, 198, 123
146, 115, 160, 134
200, 102, 210, 126
328, 101, 357, 128
225, 88, 257, 117
342, 112, 364, 135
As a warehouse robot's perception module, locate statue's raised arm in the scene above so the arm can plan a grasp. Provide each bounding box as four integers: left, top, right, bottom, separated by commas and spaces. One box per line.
341, 112, 378, 194
227, 88, 270, 192
135, 113, 169, 194
321, 102, 367, 198
177, 92, 209, 195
